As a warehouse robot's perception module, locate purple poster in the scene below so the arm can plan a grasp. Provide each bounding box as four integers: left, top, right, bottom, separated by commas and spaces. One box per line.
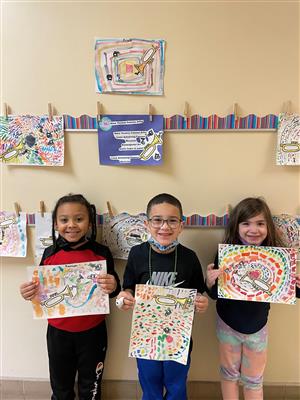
98, 115, 163, 165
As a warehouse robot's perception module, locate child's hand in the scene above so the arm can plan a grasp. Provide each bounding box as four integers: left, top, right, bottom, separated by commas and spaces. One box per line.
206, 263, 221, 289
97, 274, 117, 294
296, 274, 300, 289
20, 280, 39, 301
116, 290, 135, 311
195, 293, 209, 313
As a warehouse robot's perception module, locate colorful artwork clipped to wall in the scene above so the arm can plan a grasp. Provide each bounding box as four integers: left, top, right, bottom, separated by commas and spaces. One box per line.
28, 261, 109, 319
276, 113, 300, 165
63, 113, 278, 131
102, 212, 148, 260
34, 212, 53, 263
95, 38, 165, 95
98, 115, 163, 165
273, 214, 300, 253
218, 244, 297, 305
129, 284, 197, 365
0, 212, 27, 257
0, 115, 64, 166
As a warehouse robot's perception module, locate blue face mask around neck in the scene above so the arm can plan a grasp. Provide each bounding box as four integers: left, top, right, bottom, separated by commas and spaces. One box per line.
148, 236, 179, 252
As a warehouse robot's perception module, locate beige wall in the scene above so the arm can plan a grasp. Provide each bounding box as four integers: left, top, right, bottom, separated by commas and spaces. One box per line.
1, 1, 299, 384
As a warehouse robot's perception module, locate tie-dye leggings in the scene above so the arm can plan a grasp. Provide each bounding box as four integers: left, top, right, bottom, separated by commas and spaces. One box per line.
217, 316, 268, 391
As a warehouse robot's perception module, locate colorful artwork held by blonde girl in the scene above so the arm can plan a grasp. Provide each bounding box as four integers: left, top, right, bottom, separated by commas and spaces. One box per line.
129, 284, 197, 365
218, 244, 297, 304
0, 211, 27, 257
28, 261, 109, 319
0, 115, 64, 166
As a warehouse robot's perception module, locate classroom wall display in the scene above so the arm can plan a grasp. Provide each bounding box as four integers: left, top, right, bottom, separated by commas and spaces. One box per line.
129, 284, 197, 365
0, 212, 27, 257
218, 244, 297, 305
101, 212, 148, 260
94, 38, 165, 95
28, 261, 109, 319
63, 113, 278, 131
98, 115, 163, 165
276, 112, 300, 166
34, 212, 53, 263
0, 115, 64, 166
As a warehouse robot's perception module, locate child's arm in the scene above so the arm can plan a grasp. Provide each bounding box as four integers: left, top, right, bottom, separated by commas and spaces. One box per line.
97, 274, 118, 295
194, 293, 208, 313
206, 263, 222, 290
116, 289, 135, 311
19, 280, 39, 301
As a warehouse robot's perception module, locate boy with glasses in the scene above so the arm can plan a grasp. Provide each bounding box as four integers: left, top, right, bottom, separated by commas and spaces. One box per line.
116, 193, 208, 400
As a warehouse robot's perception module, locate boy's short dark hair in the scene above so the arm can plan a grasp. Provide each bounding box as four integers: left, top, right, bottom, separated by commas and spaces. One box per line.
146, 193, 183, 218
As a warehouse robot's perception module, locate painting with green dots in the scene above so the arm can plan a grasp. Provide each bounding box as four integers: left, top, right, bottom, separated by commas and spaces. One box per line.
129, 284, 196, 365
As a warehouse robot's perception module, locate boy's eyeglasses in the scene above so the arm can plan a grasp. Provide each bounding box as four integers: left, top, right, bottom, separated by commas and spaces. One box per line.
148, 217, 182, 229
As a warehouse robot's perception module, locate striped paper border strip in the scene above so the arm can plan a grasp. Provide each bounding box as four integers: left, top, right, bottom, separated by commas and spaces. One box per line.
63, 114, 278, 131
26, 213, 229, 227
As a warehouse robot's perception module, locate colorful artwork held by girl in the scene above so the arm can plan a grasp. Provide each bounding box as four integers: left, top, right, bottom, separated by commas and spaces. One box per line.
34, 212, 53, 263
129, 284, 197, 365
98, 115, 163, 165
0, 115, 64, 166
0, 212, 27, 257
95, 38, 165, 95
218, 244, 297, 304
28, 261, 109, 319
102, 212, 148, 260
276, 113, 300, 165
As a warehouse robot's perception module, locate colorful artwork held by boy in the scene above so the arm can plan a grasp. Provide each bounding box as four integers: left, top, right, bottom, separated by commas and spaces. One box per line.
28, 261, 109, 319
0, 115, 64, 166
276, 113, 300, 166
34, 212, 53, 263
95, 38, 165, 95
0, 212, 27, 257
102, 212, 148, 260
218, 244, 297, 304
98, 115, 163, 165
129, 285, 197, 365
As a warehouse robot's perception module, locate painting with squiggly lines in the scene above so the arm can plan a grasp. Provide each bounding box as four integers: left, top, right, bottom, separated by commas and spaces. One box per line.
102, 212, 148, 260
0, 115, 64, 166
276, 113, 300, 166
218, 244, 297, 304
129, 284, 197, 365
0, 211, 27, 257
27, 261, 109, 319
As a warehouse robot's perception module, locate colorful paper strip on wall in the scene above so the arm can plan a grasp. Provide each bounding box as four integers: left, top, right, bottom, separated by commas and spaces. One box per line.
95, 38, 165, 95
98, 115, 163, 165
28, 261, 109, 319
102, 212, 148, 260
0, 212, 27, 257
34, 212, 53, 263
218, 244, 297, 304
0, 115, 64, 166
276, 113, 300, 165
129, 284, 197, 365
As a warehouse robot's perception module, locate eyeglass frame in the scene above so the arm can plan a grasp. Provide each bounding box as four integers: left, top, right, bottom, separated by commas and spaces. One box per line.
147, 216, 182, 229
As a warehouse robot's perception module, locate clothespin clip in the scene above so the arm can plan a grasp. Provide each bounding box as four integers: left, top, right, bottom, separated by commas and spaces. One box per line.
97, 102, 102, 124
184, 102, 189, 119
40, 201, 45, 217
3, 103, 9, 119
233, 103, 239, 122
14, 202, 21, 218
106, 201, 114, 218
149, 104, 153, 122
48, 103, 53, 121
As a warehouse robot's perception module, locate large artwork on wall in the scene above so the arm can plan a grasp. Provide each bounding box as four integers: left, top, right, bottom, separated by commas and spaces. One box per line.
276, 112, 300, 166
0, 212, 27, 257
218, 244, 297, 304
0, 115, 64, 166
95, 38, 165, 95
129, 284, 196, 365
28, 261, 109, 319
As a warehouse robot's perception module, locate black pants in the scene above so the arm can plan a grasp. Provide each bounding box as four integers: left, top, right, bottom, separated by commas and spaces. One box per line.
47, 322, 107, 400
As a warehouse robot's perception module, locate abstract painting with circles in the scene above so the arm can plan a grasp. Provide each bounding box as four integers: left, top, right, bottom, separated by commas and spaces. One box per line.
218, 244, 297, 304
129, 284, 196, 365
95, 38, 165, 95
